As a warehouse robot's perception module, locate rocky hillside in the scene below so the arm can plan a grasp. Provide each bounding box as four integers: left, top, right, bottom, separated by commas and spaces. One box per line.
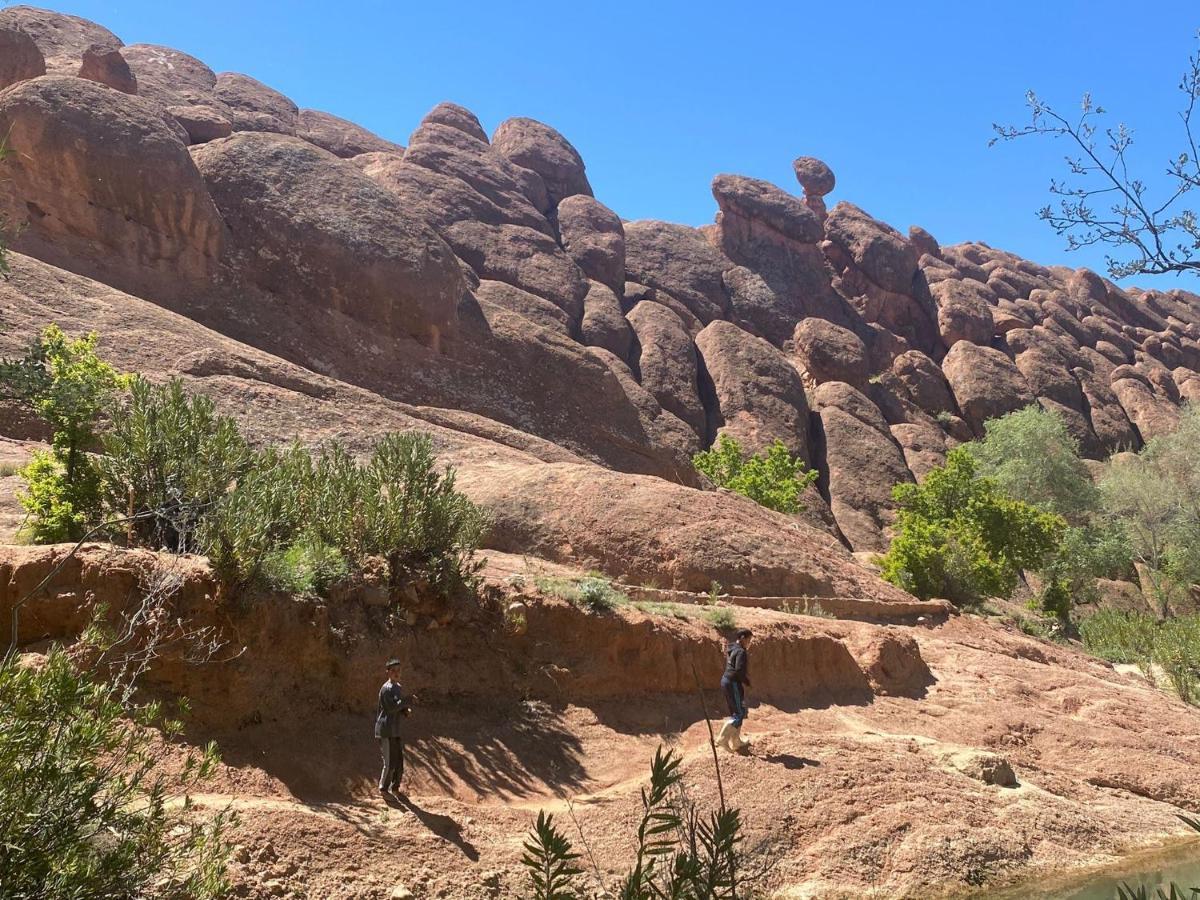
2, 5, 1198, 572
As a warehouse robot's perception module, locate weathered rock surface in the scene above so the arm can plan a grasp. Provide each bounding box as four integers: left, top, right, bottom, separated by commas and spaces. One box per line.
78, 43, 136, 93
556, 195, 625, 292
296, 108, 402, 158
0, 6, 121, 76
191, 132, 462, 344
624, 221, 730, 324
694, 320, 811, 460
814, 382, 912, 551
0, 76, 223, 301
166, 104, 232, 143
0, 27, 45, 91
824, 202, 919, 295
120, 44, 216, 108
931, 277, 995, 348
941, 341, 1034, 435
792, 318, 869, 389
212, 72, 298, 134
579, 281, 632, 359
626, 300, 706, 435
492, 117, 591, 207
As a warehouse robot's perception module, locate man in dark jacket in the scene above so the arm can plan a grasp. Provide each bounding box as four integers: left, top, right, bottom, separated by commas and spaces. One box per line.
717, 629, 752, 752
376, 658, 412, 796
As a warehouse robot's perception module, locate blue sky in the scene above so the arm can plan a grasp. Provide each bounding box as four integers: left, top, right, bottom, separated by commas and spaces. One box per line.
34, 0, 1200, 284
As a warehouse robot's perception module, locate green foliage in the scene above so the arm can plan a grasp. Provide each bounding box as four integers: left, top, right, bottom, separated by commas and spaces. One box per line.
1099, 410, 1200, 617
535, 574, 627, 613
99, 378, 252, 551
523, 746, 748, 899
879, 447, 1065, 604
693, 435, 818, 515
0, 650, 230, 898
968, 405, 1100, 524
0, 326, 131, 541
203, 434, 485, 597
1080, 610, 1200, 702
704, 607, 737, 630
522, 811, 583, 900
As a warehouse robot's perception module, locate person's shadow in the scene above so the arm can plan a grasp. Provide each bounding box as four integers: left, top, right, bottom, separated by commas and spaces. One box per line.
385, 793, 479, 860
762, 753, 820, 770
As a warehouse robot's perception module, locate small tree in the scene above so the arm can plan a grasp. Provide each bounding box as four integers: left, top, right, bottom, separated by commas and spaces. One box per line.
0, 326, 131, 541
693, 436, 818, 515
879, 447, 1065, 604
992, 32, 1200, 279
99, 377, 252, 551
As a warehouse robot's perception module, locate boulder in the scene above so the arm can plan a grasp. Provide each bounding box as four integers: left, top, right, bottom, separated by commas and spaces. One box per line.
1110, 370, 1180, 442
119, 44, 217, 108
908, 226, 940, 259
78, 44, 136, 93
419, 101, 488, 143
556, 195, 625, 293
824, 202, 919, 295
579, 281, 633, 359
694, 320, 812, 461
792, 156, 835, 196
404, 121, 552, 234
624, 220, 731, 324
191, 132, 463, 346
626, 300, 706, 436
813, 382, 912, 551
888, 350, 957, 416
930, 277, 995, 347
0, 28, 45, 91
492, 116, 592, 207
0, 6, 121, 77
711, 173, 823, 245
1013, 347, 1084, 410
792, 318, 869, 389
1073, 367, 1139, 454
890, 421, 947, 481
166, 104, 232, 143
0, 76, 224, 301
455, 460, 917, 600
474, 279, 571, 336
296, 108, 402, 158
941, 341, 1034, 435
443, 221, 588, 320
212, 72, 298, 134
945, 750, 1017, 787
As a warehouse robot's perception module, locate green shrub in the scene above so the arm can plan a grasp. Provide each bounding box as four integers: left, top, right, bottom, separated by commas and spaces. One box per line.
879, 447, 1065, 604
0, 651, 230, 897
704, 606, 736, 629
536, 574, 627, 612
1079, 609, 1160, 664
0, 326, 130, 540
100, 378, 252, 551
259, 538, 350, 596
693, 435, 818, 514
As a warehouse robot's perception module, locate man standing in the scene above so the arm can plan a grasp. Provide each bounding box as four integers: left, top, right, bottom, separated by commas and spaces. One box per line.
376, 658, 412, 796
717, 629, 752, 752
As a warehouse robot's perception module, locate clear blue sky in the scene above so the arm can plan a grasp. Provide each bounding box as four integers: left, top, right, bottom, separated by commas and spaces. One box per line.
32, 0, 1200, 284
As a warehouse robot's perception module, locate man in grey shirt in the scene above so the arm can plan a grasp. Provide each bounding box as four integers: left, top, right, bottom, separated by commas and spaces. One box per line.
376, 658, 412, 796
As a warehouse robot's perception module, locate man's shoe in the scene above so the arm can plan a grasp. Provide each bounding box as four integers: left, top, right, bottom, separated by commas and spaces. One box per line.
715, 719, 736, 751
730, 725, 750, 752
378, 784, 391, 795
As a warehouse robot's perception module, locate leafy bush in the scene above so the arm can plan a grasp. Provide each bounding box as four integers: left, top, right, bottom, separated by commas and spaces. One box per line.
0, 651, 230, 898
693, 435, 818, 514
535, 574, 627, 612
705, 607, 737, 630
0, 326, 131, 541
203, 434, 484, 597
523, 747, 747, 899
879, 447, 1065, 604
1080, 610, 1200, 702
100, 378, 252, 551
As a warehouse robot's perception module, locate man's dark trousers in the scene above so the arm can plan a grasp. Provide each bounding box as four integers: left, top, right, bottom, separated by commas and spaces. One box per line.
380, 736, 404, 791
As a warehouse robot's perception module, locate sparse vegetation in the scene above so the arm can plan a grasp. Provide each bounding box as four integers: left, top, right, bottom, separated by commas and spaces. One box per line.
781, 599, 833, 618
704, 607, 737, 630
0, 137, 12, 279
523, 747, 749, 899
693, 435, 818, 515
535, 574, 628, 613
1080, 610, 1200, 702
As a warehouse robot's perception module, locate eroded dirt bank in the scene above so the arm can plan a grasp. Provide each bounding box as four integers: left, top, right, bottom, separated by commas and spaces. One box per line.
4, 544, 1200, 899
